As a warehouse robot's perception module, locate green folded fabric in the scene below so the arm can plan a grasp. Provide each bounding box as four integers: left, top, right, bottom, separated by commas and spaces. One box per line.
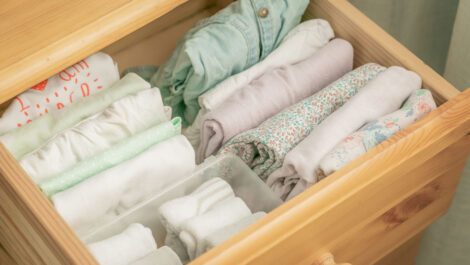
39, 117, 182, 196
0, 73, 150, 159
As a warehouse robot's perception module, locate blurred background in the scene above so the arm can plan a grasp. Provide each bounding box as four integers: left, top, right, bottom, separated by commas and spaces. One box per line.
350, 0, 470, 264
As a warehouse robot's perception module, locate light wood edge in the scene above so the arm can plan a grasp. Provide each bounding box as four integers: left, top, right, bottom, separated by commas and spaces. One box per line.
308, 0, 460, 104
335, 156, 468, 265
102, 0, 217, 56
374, 233, 423, 265
0, 0, 189, 104
0, 243, 16, 265
191, 87, 470, 264
0, 146, 97, 264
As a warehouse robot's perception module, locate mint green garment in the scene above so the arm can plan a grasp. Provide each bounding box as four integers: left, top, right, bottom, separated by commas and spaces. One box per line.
150, 0, 309, 125
39, 117, 181, 196
0, 73, 150, 159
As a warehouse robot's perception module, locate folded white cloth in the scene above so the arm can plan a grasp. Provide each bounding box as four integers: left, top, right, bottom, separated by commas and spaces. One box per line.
87, 223, 157, 265
20, 89, 168, 183
318, 89, 436, 177
268, 66, 422, 200
204, 212, 266, 252
159, 177, 235, 261
53, 135, 195, 234
184, 19, 334, 150
131, 246, 182, 265
179, 197, 252, 260
0, 52, 119, 134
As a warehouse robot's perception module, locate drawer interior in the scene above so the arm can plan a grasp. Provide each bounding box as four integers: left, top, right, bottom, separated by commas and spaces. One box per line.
0, 0, 468, 265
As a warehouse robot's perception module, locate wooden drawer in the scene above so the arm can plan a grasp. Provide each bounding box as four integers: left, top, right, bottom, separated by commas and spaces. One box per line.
1, 0, 470, 264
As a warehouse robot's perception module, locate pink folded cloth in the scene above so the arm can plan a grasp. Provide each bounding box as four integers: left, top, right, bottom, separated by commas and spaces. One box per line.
198, 39, 354, 162
268, 66, 422, 200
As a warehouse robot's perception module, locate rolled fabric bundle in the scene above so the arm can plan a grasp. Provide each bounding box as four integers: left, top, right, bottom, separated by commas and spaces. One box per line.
0, 73, 150, 159
179, 197, 252, 260
52, 134, 195, 233
0, 52, 120, 134
131, 246, 182, 265
159, 177, 235, 262
87, 223, 157, 265
41, 117, 182, 196
203, 212, 266, 252
199, 19, 334, 113
198, 39, 354, 161
152, 0, 309, 124
269, 66, 422, 200
20, 89, 168, 183
318, 89, 436, 177
220, 63, 386, 180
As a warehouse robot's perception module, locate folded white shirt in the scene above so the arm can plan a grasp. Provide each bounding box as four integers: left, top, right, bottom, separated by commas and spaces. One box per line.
179, 197, 252, 260
0, 52, 119, 134
53, 135, 195, 234
131, 246, 182, 265
159, 177, 235, 261
87, 223, 157, 265
20, 89, 168, 183
268, 66, 422, 200
184, 19, 334, 150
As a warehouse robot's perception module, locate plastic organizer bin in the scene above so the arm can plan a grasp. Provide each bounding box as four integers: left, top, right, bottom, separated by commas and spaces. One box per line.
82, 154, 283, 247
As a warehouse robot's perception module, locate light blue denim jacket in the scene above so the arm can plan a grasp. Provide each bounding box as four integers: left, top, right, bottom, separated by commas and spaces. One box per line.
150, 0, 309, 125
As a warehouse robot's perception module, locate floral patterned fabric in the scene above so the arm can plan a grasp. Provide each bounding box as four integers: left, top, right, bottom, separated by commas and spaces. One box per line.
219, 63, 386, 179
317, 89, 436, 177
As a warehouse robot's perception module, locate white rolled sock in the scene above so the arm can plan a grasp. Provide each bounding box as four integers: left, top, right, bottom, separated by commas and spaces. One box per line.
179, 197, 252, 260
87, 223, 157, 265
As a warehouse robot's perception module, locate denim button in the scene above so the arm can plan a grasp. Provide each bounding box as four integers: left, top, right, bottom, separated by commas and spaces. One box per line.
257, 7, 269, 18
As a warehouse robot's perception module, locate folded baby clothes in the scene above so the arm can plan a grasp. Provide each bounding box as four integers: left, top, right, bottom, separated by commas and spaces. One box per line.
0, 73, 150, 159
151, 0, 309, 124
41, 117, 182, 196
131, 246, 182, 265
159, 177, 235, 261
318, 89, 436, 178
199, 20, 334, 113
0, 52, 119, 135
220, 63, 386, 182
20, 89, 168, 183
88, 223, 157, 265
203, 212, 266, 252
179, 197, 252, 260
198, 39, 354, 162
183, 19, 334, 150
268, 66, 422, 200
53, 134, 194, 234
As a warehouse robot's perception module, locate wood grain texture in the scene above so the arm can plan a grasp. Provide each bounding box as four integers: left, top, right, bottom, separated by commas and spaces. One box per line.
0, 144, 97, 265
0, 0, 469, 265
0, 0, 189, 105
307, 0, 460, 104
192, 85, 470, 265
374, 233, 423, 265
0, 243, 16, 265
